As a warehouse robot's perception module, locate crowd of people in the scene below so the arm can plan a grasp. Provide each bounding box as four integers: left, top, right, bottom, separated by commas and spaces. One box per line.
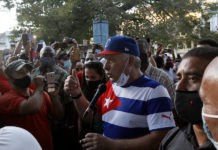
0, 33, 218, 150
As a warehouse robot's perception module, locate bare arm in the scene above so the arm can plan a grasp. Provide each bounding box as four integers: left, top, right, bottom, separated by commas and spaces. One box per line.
13, 40, 22, 55
170, 48, 175, 62
68, 45, 80, 74
150, 55, 157, 67
64, 70, 93, 123
156, 44, 163, 57
19, 76, 45, 115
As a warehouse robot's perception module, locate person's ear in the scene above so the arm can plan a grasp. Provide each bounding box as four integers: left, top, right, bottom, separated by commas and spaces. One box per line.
128, 56, 135, 66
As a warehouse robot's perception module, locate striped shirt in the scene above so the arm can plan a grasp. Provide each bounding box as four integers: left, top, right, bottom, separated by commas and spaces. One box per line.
145, 63, 175, 104
97, 75, 176, 139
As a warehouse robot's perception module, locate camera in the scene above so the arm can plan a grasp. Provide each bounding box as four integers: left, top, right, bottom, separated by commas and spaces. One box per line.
63, 37, 76, 44
93, 43, 101, 49
164, 49, 172, 53
67, 38, 75, 44
58, 42, 68, 49
17, 52, 29, 61
52, 42, 68, 50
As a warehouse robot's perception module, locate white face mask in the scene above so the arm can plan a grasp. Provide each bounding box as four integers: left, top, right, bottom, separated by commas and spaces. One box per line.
114, 57, 130, 87
202, 108, 218, 149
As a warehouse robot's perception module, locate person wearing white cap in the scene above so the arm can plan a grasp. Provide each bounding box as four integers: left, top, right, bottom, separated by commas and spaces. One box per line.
0, 126, 42, 150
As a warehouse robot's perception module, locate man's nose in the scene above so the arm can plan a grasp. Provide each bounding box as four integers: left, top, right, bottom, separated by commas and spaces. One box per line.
175, 79, 188, 91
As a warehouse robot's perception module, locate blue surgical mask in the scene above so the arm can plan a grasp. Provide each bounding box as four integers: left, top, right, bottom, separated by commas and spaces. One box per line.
64, 60, 71, 70
202, 107, 218, 149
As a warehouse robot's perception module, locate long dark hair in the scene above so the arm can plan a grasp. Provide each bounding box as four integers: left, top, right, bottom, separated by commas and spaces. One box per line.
81, 61, 107, 101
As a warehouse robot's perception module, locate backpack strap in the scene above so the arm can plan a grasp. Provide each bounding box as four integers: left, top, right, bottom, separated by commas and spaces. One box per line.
160, 127, 180, 149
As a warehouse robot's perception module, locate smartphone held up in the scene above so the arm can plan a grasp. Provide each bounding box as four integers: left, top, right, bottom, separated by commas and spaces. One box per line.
46, 72, 56, 92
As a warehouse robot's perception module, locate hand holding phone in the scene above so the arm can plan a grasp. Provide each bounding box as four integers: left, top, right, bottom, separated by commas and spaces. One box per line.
37, 44, 43, 52
46, 72, 56, 92
70, 48, 80, 63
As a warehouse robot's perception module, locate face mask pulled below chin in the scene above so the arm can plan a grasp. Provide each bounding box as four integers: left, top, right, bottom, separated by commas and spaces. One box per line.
175, 91, 203, 124
202, 108, 218, 149
114, 58, 129, 87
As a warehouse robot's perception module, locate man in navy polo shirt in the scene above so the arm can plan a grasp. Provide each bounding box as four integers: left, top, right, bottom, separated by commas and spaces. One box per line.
64, 35, 175, 150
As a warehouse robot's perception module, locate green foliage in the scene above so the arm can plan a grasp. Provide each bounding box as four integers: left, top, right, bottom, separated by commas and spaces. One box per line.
0, 0, 14, 9
121, 0, 203, 46
1, 0, 218, 47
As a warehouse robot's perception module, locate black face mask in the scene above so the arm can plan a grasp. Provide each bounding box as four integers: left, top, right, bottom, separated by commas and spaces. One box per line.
175, 91, 203, 124
40, 57, 56, 68
86, 80, 102, 89
13, 75, 31, 89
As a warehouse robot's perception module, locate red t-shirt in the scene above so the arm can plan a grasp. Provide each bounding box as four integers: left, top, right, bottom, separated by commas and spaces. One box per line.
0, 88, 53, 150
0, 75, 11, 95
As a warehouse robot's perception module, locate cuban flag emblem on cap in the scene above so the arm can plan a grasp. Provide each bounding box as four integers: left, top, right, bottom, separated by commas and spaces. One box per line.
98, 82, 121, 115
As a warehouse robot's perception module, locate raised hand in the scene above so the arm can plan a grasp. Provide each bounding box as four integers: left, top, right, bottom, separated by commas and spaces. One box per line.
64, 69, 82, 97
